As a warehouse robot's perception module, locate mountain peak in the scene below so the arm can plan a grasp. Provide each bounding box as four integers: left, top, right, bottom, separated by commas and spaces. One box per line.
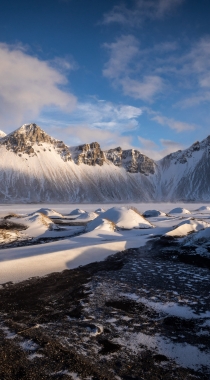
0, 123, 72, 161
13, 123, 51, 141
15, 123, 42, 134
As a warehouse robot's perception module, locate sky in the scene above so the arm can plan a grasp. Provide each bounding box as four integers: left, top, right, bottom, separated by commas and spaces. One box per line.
0, 0, 210, 159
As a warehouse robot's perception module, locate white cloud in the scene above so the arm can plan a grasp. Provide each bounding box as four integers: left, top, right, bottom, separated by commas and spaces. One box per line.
61, 125, 135, 150
103, 35, 163, 102
0, 43, 77, 130
39, 99, 143, 149
138, 136, 184, 160
120, 76, 164, 101
179, 92, 210, 108
102, 0, 185, 26
151, 114, 195, 132
103, 34, 210, 109
103, 35, 139, 79
153, 41, 178, 52
103, 35, 210, 107
153, 36, 210, 107
138, 136, 158, 150
72, 99, 142, 130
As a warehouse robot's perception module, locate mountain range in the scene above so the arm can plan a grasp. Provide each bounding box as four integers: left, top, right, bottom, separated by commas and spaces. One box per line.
0, 123, 209, 202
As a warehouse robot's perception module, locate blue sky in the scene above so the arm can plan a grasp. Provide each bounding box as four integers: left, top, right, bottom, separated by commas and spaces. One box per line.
0, 0, 210, 159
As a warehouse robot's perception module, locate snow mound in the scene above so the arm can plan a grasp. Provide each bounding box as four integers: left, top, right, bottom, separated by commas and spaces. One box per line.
143, 210, 166, 217
86, 217, 116, 232
95, 208, 106, 214
14, 212, 60, 238
36, 208, 63, 218
76, 212, 98, 221
165, 219, 210, 237
69, 209, 86, 215
169, 207, 191, 215
100, 207, 152, 229
195, 206, 210, 212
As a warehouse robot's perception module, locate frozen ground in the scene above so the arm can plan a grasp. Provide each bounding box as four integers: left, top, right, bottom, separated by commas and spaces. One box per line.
0, 203, 210, 379
0, 202, 209, 215
0, 203, 210, 283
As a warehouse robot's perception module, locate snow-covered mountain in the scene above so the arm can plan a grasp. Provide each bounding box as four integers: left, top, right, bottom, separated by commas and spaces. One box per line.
0, 123, 209, 202
156, 137, 210, 201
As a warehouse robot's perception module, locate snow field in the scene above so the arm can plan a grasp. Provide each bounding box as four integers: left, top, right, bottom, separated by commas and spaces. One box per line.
0, 204, 210, 283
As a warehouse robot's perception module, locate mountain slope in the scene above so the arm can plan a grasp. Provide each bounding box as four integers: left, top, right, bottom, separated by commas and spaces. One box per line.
0, 124, 155, 202
0, 123, 209, 202
156, 137, 210, 201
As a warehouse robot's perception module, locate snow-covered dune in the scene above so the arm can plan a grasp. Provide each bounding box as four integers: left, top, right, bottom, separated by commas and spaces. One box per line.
99, 207, 152, 229
35, 208, 63, 218
69, 209, 87, 215
86, 217, 116, 232
76, 212, 98, 222
195, 206, 210, 212
169, 207, 191, 215
165, 218, 210, 237
143, 209, 166, 217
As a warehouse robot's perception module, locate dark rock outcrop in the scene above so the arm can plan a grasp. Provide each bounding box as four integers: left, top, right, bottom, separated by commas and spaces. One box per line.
105, 147, 156, 175
74, 142, 105, 166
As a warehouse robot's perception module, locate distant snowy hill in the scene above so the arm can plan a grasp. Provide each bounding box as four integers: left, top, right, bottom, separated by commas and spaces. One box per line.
0, 123, 209, 202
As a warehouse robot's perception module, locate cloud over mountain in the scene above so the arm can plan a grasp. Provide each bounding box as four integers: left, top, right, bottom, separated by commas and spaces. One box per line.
0, 43, 77, 130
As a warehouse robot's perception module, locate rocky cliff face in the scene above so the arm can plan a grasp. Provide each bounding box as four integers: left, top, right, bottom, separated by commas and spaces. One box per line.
105, 147, 156, 175
0, 124, 72, 162
73, 142, 105, 166
0, 124, 156, 174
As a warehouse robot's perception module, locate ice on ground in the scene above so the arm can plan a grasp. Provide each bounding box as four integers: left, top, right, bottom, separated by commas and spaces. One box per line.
99, 207, 152, 229
143, 210, 166, 217
86, 217, 116, 232
165, 219, 210, 237
169, 207, 191, 215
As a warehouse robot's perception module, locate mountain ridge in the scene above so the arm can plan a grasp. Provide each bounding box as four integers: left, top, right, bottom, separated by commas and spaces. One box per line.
0, 123, 209, 202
